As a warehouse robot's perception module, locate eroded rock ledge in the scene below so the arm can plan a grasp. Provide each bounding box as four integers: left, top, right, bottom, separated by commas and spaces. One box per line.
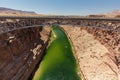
0, 24, 120, 80
62, 25, 120, 80
0, 26, 50, 80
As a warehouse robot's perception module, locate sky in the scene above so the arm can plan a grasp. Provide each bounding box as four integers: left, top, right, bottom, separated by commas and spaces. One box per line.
0, 0, 120, 15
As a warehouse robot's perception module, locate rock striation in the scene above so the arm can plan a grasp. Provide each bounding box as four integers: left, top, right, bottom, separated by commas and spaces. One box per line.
62, 25, 120, 80
0, 26, 50, 80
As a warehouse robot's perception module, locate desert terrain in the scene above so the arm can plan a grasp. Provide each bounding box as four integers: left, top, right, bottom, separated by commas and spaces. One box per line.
0, 7, 120, 80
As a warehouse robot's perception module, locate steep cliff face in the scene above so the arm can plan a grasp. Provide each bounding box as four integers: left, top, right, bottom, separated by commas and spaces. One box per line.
0, 26, 50, 80
0, 24, 120, 80
62, 25, 120, 80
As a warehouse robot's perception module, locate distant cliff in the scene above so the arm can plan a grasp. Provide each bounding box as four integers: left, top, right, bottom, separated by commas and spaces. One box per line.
104, 10, 120, 15
100, 10, 120, 17
0, 7, 36, 15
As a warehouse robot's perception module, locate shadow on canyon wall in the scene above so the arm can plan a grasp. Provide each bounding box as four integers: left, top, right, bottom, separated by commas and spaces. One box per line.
0, 26, 50, 80
0, 24, 120, 80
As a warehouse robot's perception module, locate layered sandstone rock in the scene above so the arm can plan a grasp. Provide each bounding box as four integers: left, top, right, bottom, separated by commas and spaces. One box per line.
62, 25, 120, 80
0, 26, 50, 80
0, 24, 120, 80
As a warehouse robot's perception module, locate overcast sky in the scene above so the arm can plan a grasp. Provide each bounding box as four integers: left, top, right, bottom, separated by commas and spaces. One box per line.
0, 0, 120, 15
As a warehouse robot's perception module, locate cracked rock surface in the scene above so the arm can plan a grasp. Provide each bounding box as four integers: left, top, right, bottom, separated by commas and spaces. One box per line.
0, 24, 120, 80
0, 26, 50, 80
62, 25, 120, 80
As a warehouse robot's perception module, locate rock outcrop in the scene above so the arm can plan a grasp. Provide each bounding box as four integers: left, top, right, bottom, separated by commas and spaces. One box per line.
0, 26, 50, 80
62, 25, 120, 80
0, 21, 120, 80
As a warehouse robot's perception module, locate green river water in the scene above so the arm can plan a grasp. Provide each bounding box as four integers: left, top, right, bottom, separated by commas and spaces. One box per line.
33, 25, 80, 80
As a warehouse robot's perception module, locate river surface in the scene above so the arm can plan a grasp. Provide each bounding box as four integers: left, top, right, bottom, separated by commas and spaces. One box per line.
33, 26, 80, 80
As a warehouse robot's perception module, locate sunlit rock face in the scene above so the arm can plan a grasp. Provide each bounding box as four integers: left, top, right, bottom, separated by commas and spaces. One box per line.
0, 23, 120, 80
0, 26, 50, 80
62, 25, 120, 80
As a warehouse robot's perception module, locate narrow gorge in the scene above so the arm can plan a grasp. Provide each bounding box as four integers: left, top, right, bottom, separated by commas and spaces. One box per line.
0, 18, 120, 80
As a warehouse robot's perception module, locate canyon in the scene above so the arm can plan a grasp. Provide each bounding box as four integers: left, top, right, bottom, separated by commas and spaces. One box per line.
0, 15, 120, 80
